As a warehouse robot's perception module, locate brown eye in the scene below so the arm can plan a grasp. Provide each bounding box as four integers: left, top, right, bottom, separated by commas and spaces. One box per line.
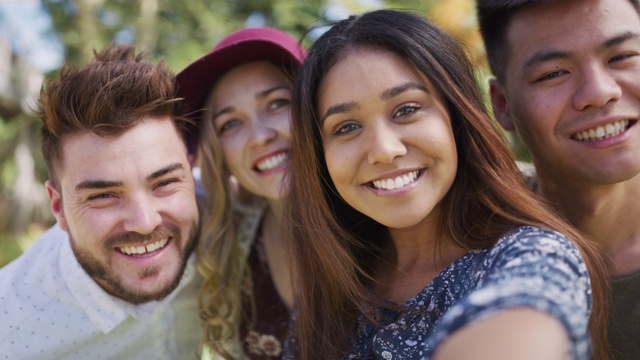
534, 70, 568, 83
334, 122, 360, 135
610, 53, 636, 63
393, 105, 419, 118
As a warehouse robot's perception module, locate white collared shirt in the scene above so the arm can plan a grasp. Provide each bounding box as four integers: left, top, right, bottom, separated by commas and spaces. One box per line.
0, 224, 202, 360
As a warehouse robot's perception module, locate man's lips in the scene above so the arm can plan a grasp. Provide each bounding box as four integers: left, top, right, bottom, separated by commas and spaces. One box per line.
571, 119, 632, 141
116, 237, 169, 255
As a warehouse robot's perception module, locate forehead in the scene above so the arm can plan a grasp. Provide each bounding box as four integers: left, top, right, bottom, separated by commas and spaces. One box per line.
57, 117, 188, 188
319, 47, 429, 101
209, 61, 290, 99
505, 0, 640, 71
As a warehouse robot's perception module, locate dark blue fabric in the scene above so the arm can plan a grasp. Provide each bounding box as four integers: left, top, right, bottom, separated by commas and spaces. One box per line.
284, 226, 592, 359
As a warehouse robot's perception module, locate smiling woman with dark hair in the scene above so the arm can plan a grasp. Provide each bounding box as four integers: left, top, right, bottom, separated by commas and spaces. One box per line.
283, 9, 609, 360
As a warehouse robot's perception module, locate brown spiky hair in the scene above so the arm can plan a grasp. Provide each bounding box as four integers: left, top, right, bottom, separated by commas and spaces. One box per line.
38, 44, 193, 189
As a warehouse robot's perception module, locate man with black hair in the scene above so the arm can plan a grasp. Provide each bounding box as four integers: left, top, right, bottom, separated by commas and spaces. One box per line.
477, 0, 640, 358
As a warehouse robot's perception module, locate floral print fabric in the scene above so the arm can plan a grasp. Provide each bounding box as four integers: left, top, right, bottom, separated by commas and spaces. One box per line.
345, 226, 592, 359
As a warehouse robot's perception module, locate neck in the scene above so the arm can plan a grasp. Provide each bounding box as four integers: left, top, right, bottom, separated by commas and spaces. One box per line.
260, 200, 294, 307
538, 172, 640, 277
266, 199, 284, 222
376, 210, 465, 304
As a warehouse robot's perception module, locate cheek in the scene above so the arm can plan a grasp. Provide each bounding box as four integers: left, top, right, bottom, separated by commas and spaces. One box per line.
511, 90, 562, 126
324, 146, 352, 191
168, 194, 199, 224
267, 112, 292, 144
220, 139, 245, 177
67, 209, 114, 244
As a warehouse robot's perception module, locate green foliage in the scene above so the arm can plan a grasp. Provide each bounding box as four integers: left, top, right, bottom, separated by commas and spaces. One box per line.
41, 0, 328, 71
2, 0, 502, 267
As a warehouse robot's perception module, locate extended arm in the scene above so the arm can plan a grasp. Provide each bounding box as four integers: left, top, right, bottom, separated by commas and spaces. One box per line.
434, 308, 569, 360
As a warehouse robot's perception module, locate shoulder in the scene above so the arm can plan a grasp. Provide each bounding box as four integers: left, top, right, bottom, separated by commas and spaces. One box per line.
0, 224, 69, 340
427, 226, 592, 358
0, 224, 67, 285
488, 226, 583, 267
480, 226, 588, 299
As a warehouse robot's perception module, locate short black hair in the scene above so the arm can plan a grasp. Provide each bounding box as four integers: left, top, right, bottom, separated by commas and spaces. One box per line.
476, 0, 640, 81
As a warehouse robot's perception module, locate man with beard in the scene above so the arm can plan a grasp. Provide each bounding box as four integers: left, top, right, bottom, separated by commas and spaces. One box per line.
477, 0, 640, 358
0, 44, 202, 359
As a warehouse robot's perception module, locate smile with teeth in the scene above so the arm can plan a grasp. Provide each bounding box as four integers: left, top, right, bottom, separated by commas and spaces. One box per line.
117, 238, 169, 255
256, 152, 289, 172
572, 119, 630, 141
372, 170, 420, 190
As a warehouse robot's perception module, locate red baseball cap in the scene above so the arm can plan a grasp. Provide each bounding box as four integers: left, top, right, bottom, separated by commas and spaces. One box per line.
177, 27, 307, 154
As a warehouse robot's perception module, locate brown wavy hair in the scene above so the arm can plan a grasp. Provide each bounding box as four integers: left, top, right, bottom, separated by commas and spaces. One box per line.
285, 9, 609, 360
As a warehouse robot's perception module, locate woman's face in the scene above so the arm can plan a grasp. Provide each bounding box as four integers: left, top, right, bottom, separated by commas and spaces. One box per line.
208, 61, 293, 200
318, 47, 457, 230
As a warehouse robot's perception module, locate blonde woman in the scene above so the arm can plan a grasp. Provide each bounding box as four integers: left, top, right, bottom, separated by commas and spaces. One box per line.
177, 28, 306, 359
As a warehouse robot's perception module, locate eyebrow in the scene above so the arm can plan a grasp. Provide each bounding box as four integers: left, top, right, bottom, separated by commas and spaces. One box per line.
321, 82, 429, 123
212, 106, 235, 122
382, 82, 429, 100
599, 31, 640, 51
211, 85, 291, 121
74, 163, 185, 192
75, 180, 123, 191
523, 31, 640, 70
146, 163, 185, 182
321, 102, 359, 123
256, 85, 291, 100
522, 50, 572, 70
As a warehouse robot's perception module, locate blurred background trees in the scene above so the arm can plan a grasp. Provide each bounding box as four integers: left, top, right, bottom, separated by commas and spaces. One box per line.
0, 0, 486, 267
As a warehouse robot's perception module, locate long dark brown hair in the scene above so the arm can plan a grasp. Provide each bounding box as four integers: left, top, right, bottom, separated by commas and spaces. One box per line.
285, 9, 609, 359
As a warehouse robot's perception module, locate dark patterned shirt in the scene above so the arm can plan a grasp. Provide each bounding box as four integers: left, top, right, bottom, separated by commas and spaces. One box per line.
240, 232, 290, 359
285, 226, 592, 359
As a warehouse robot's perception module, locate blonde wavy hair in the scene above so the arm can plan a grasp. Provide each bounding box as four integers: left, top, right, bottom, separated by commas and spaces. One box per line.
195, 102, 256, 359
196, 93, 275, 359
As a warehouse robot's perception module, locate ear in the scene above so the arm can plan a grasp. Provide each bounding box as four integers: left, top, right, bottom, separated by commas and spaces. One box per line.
489, 79, 516, 131
46, 180, 69, 231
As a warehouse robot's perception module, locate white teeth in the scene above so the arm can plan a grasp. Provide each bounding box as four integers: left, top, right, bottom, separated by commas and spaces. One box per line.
118, 238, 169, 256
573, 120, 630, 141
386, 179, 394, 188
256, 153, 289, 172
372, 170, 419, 190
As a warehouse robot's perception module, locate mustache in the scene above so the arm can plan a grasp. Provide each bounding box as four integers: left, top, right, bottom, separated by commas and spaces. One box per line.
105, 223, 181, 247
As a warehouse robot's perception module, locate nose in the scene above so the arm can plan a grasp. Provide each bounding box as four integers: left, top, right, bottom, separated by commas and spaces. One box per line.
367, 121, 407, 165
248, 117, 278, 147
122, 194, 162, 235
572, 64, 622, 111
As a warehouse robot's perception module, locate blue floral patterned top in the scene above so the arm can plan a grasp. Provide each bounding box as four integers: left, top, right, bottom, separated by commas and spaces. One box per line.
286, 226, 592, 359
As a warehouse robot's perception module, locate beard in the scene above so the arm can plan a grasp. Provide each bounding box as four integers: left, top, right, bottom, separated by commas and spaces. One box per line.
70, 220, 199, 304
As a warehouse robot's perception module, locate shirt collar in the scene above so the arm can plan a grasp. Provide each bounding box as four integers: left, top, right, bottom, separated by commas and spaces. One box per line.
59, 237, 196, 333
